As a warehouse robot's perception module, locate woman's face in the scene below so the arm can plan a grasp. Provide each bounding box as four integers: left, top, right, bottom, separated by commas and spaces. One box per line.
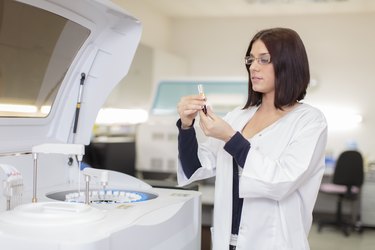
249, 40, 275, 96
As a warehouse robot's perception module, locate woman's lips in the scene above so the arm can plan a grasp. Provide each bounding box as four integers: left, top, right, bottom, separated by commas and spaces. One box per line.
251, 76, 262, 82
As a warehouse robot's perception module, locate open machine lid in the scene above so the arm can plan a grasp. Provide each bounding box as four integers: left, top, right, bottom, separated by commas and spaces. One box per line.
0, 0, 141, 154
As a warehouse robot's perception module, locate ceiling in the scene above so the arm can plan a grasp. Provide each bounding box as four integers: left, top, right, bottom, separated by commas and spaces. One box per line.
135, 0, 375, 18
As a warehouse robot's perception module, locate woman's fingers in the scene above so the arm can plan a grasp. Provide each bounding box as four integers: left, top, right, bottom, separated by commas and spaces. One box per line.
178, 94, 206, 127
199, 106, 235, 141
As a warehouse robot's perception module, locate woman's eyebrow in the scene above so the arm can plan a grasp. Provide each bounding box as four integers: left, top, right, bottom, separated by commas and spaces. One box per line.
249, 52, 270, 57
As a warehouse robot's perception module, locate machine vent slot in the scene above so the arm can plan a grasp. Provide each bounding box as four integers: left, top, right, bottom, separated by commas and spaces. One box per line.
151, 132, 164, 140
167, 159, 176, 171
150, 158, 163, 170
167, 133, 177, 141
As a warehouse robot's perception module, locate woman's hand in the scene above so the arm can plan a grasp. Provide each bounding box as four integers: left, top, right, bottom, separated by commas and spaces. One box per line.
199, 106, 236, 142
177, 94, 206, 129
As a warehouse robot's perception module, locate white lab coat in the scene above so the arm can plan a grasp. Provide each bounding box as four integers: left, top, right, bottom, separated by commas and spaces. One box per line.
177, 103, 327, 250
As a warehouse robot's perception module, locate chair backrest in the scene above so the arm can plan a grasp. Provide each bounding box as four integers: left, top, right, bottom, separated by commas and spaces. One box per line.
333, 150, 364, 187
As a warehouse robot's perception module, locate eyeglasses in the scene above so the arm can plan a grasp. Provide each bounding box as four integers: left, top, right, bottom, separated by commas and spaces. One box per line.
245, 54, 272, 66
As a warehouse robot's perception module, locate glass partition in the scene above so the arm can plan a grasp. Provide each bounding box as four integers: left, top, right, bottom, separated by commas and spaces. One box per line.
151, 80, 248, 116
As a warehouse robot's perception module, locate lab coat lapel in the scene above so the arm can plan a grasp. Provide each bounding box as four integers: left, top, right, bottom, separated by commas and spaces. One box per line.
212, 107, 256, 250
213, 150, 233, 250
229, 107, 258, 132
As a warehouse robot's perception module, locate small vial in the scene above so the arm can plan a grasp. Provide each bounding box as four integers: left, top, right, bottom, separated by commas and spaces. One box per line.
197, 84, 207, 114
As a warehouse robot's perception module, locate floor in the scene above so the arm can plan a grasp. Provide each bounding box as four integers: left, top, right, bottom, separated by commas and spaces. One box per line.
201, 223, 375, 250
309, 223, 375, 250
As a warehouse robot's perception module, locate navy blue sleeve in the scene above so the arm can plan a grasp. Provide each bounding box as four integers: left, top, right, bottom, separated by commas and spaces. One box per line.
224, 132, 251, 168
176, 119, 202, 178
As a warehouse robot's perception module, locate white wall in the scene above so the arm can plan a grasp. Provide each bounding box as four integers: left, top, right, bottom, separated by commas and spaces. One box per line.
112, 0, 172, 51
104, 2, 188, 113
113, 1, 375, 163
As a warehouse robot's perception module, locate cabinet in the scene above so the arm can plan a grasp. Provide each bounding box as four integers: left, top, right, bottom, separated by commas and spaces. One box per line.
84, 137, 136, 176
361, 171, 375, 227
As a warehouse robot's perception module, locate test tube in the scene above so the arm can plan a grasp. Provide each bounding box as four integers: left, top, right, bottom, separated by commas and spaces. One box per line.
197, 84, 207, 114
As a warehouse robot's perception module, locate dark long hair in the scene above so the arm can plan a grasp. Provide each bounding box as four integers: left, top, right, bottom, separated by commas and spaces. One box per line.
243, 27, 310, 109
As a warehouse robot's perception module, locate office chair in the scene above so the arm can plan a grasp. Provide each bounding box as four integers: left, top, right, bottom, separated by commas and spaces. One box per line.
317, 150, 364, 236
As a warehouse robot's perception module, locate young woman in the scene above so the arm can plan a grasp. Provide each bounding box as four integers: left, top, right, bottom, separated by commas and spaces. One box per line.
176, 27, 327, 250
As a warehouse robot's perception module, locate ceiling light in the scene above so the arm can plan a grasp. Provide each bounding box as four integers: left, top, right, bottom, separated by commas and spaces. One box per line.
245, 0, 349, 4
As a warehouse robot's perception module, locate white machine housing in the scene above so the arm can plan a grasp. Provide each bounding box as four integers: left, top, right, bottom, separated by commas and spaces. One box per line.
0, 1, 201, 249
